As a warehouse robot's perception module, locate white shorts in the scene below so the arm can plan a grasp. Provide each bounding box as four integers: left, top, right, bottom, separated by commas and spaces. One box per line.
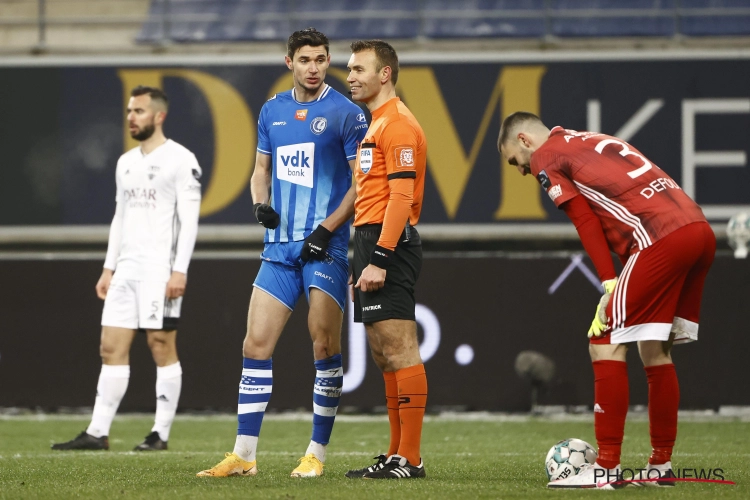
101, 279, 182, 330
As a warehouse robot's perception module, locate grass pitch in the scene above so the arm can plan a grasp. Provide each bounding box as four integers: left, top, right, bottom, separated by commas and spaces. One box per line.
0, 413, 747, 499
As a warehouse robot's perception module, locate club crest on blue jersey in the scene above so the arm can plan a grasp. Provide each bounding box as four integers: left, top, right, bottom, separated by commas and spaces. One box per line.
310, 117, 327, 135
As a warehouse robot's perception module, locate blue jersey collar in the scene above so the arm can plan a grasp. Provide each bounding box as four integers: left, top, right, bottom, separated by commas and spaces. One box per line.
291, 84, 331, 105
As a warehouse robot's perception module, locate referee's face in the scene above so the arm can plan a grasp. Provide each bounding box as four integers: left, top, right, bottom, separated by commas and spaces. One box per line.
287, 45, 330, 93
346, 49, 380, 104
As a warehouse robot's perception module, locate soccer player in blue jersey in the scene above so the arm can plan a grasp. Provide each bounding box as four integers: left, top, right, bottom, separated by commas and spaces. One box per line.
197, 28, 368, 479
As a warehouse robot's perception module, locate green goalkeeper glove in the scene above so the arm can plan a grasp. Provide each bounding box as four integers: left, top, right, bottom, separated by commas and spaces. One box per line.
588, 278, 618, 338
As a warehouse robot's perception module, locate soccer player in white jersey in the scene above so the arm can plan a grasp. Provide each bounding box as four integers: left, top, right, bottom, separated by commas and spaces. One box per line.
52, 86, 202, 452
197, 28, 367, 478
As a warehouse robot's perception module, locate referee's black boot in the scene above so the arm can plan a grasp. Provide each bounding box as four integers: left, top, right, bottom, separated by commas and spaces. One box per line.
362, 454, 426, 479
345, 454, 388, 478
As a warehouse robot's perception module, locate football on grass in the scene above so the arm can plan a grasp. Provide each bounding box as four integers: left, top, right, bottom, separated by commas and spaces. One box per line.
545, 438, 598, 481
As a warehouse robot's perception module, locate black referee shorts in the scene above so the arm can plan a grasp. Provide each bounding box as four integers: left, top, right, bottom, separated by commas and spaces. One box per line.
352, 224, 422, 323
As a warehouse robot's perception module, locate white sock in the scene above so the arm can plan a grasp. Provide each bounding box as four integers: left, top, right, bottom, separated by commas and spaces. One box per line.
151, 362, 182, 442
233, 435, 259, 462
87, 364, 130, 438
306, 441, 327, 463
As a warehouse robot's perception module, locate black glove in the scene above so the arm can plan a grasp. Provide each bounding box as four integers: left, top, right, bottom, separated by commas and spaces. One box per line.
253, 203, 280, 229
300, 225, 333, 262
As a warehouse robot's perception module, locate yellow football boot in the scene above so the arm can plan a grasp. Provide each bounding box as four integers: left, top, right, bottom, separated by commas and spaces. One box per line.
290, 453, 324, 477
196, 452, 257, 477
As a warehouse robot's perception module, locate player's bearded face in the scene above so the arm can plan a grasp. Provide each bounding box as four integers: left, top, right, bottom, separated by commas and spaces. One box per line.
130, 121, 156, 141
291, 46, 330, 92
127, 95, 159, 141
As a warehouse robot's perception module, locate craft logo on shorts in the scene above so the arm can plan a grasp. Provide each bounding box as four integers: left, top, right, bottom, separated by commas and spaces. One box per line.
295, 109, 308, 121
396, 146, 414, 168
536, 169, 551, 189
548, 184, 562, 201
310, 116, 327, 135
314, 270, 334, 283
356, 113, 367, 123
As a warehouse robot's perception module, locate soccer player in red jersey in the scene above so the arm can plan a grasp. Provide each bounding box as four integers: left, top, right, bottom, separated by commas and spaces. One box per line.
498, 112, 715, 489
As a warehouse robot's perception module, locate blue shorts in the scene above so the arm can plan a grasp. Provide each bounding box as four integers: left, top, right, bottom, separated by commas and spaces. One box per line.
253, 241, 349, 312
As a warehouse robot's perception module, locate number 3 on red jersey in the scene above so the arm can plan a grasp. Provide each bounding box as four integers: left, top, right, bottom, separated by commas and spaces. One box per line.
594, 139, 653, 179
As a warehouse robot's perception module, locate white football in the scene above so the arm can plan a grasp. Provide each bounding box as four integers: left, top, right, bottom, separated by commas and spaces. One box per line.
545, 438, 598, 481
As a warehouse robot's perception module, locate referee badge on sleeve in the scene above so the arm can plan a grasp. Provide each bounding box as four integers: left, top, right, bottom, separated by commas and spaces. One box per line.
359, 143, 375, 174
395, 146, 415, 168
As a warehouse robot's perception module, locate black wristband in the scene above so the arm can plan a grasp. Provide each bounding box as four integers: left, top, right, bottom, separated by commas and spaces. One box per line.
253, 203, 262, 218
369, 245, 393, 269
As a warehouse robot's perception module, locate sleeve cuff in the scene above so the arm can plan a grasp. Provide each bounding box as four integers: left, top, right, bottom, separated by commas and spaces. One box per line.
369, 245, 393, 269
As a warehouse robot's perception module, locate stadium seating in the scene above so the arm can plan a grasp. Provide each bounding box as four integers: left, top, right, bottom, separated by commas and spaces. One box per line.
421, 1, 548, 39
137, 0, 420, 42
136, 0, 750, 43
680, 0, 750, 36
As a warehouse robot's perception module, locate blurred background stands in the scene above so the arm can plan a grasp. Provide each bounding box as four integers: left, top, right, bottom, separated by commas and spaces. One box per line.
1, 0, 750, 54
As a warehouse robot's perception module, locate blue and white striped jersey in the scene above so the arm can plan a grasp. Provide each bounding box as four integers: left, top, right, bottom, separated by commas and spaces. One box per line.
257, 84, 368, 248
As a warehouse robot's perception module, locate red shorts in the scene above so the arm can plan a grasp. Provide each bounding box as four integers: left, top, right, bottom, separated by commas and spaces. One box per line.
591, 221, 715, 345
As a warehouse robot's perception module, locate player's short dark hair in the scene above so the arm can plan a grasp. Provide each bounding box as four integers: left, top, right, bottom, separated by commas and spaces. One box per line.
350, 39, 400, 85
131, 85, 169, 111
498, 111, 544, 149
287, 27, 329, 58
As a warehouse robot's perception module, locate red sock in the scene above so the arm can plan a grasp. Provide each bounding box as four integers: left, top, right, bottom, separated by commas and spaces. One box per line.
395, 364, 427, 465
645, 363, 679, 465
593, 360, 629, 469
383, 371, 401, 457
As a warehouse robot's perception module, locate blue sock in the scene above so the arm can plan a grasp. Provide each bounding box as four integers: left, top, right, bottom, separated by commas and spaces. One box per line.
237, 357, 272, 437
311, 354, 343, 445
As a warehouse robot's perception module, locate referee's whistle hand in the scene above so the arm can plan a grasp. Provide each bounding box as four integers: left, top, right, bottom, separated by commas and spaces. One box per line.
166, 271, 187, 299
354, 264, 386, 292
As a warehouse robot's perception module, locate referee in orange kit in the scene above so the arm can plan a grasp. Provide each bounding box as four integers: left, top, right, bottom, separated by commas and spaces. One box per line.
344, 39, 428, 480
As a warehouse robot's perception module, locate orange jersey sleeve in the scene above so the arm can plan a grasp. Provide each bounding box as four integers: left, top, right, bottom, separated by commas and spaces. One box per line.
353, 98, 426, 245
379, 178, 414, 250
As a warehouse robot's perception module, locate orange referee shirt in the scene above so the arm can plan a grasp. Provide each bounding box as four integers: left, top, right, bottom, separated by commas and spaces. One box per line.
353, 97, 426, 250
